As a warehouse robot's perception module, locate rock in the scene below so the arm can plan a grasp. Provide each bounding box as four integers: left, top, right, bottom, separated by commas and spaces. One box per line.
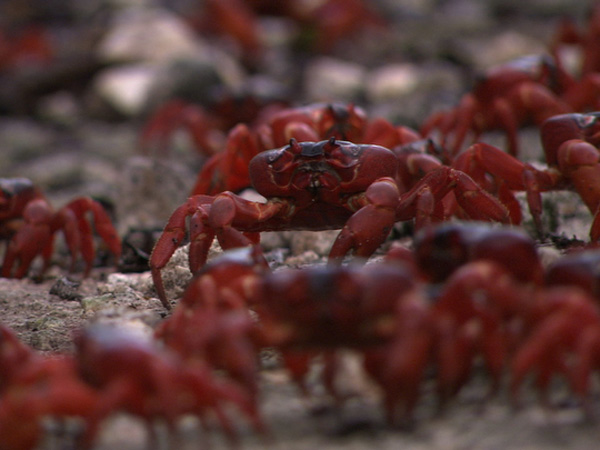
451, 31, 548, 70
289, 230, 339, 257
115, 156, 196, 234
94, 7, 247, 116
366, 64, 421, 102
97, 8, 203, 64
93, 64, 159, 116
49, 277, 83, 301
304, 57, 367, 103
36, 91, 83, 127
367, 62, 464, 127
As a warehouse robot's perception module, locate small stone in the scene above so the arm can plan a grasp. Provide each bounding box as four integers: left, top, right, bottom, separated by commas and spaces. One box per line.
366, 64, 421, 102
97, 8, 203, 64
80, 294, 116, 313
93, 64, 159, 116
304, 57, 366, 102
49, 277, 82, 301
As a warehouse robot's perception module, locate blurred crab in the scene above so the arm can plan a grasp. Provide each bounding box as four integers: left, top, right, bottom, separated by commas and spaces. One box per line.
139, 94, 289, 159
155, 235, 539, 426
150, 137, 511, 307
421, 55, 573, 157
74, 323, 266, 447
551, 2, 600, 77
192, 0, 386, 58
0, 177, 121, 278
0, 324, 102, 450
0, 24, 53, 72
157, 251, 425, 423
509, 287, 600, 410
404, 221, 544, 285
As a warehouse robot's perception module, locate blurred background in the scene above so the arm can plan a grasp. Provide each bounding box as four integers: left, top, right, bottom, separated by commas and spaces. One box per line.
0, 0, 595, 236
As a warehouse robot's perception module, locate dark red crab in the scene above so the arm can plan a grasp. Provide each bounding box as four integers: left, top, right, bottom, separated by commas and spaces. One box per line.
150, 137, 511, 308
452, 112, 600, 241
0, 178, 121, 278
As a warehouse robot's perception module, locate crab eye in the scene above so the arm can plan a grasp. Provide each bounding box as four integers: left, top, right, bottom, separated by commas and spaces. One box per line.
328, 142, 361, 167
266, 147, 294, 171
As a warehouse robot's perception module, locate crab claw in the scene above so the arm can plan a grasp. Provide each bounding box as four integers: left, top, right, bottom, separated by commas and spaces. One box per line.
329, 177, 399, 261
149, 195, 215, 309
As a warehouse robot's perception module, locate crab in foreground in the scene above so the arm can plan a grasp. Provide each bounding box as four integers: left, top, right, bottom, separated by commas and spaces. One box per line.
150, 137, 511, 308
154, 225, 541, 426
157, 223, 600, 428
0, 322, 266, 449
74, 323, 266, 447
0, 324, 102, 450
0, 178, 121, 278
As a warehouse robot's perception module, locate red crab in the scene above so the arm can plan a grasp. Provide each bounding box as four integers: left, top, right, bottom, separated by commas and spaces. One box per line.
190, 102, 371, 196
150, 137, 511, 307
192, 0, 386, 57
420, 55, 573, 157
407, 222, 544, 285
551, 3, 600, 77
139, 95, 288, 159
139, 98, 224, 157
0, 324, 102, 450
509, 287, 600, 410
0, 24, 54, 72
143, 101, 420, 197
74, 323, 266, 447
163, 258, 419, 402
156, 239, 540, 427
453, 112, 600, 240
157, 253, 424, 422
365, 258, 532, 424
0, 178, 121, 278
544, 248, 600, 297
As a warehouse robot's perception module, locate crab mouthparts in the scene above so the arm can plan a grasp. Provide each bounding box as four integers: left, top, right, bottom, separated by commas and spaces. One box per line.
294, 162, 339, 193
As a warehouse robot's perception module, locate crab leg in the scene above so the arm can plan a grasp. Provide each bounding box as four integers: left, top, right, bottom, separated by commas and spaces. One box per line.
151, 193, 283, 308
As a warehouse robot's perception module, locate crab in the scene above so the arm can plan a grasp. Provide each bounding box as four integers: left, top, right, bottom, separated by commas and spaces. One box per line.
156, 251, 425, 423
139, 95, 288, 159
509, 287, 600, 410
0, 24, 53, 72
0, 178, 121, 278
0, 324, 102, 450
73, 323, 266, 447
551, 2, 600, 78
165, 258, 419, 402
190, 102, 371, 196
452, 112, 600, 240
405, 221, 544, 285
544, 248, 600, 297
156, 235, 544, 427
420, 55, 573, 157
192, 0, 386, 57
143, 101, 421, 197
150, 137, 511, 308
